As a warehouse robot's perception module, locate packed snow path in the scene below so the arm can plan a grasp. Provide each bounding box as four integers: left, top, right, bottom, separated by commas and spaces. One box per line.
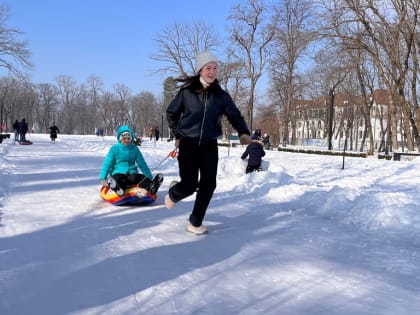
1, 134, 419, 314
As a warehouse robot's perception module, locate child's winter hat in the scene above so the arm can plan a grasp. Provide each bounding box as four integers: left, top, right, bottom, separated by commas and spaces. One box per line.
116, 125, 135, 143
119, 131, 132, 141
195, 51, 217, 73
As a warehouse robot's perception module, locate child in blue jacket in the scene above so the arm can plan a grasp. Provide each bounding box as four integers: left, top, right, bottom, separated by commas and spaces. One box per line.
99, 125, 163, 195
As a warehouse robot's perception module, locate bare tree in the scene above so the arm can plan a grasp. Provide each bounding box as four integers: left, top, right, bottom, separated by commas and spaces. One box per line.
85, 75, 105, 134
151, 21, 221, 77
325, 0, 420, 152
55, 75, 84, 133
270, 0, 318, 145
113, 83, 132, 127
0, 4, 33, 78
131, 91, 158, 136
34, 83, 59, 132
323, 8, 380, 154
254, 103, 281, 145
229, 0, 275, 131
218, 47, 249, 140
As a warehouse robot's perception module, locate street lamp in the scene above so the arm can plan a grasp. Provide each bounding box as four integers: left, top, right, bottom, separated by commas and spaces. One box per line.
328, 89, 334, 150
161, 113, 164, 140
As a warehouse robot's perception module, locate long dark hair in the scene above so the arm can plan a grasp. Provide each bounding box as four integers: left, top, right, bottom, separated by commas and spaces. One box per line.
175, 74, 221, 94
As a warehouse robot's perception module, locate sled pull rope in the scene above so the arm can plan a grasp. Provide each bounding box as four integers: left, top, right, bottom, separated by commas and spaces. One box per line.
150, 148, 178, 172
134, 148, 178, 187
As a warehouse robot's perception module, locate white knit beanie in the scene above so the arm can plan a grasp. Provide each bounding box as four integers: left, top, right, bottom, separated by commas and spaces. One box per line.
195, 51, 217, 73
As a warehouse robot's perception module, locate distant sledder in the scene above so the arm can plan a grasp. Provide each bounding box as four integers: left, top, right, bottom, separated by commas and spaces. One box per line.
99, 125, 164, 206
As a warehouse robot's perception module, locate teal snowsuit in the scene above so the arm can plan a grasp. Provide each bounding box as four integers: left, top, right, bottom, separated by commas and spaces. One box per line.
99, 125, 153, 181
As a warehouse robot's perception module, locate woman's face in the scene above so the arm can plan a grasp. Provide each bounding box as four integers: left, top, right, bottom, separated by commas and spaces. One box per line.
200, 62, 217, 84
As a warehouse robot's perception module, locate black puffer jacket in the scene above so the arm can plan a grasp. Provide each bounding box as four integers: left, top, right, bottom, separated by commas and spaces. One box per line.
167, 79, 250, 145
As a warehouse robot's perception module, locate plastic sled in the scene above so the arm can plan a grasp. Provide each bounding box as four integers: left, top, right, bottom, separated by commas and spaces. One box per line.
19, 140, 33, 145
100, 185, 157, 206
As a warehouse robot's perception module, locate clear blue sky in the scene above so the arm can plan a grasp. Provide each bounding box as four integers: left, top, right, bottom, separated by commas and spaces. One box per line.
4, 0, 238, 95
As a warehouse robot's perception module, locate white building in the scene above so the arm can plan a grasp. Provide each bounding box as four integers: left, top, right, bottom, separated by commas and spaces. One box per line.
290, 89, 404, 151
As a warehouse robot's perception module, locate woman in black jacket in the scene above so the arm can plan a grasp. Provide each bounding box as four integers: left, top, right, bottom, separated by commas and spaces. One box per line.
166, 51, 253, 235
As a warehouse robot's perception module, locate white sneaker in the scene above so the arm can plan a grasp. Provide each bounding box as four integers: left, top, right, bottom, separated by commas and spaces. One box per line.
186, 223, 208, 235
165, 194, 176, 209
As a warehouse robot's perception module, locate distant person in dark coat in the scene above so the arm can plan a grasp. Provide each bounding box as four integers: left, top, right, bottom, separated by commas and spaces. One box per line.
19, 118, 28, 142
154, 127, 160, 141
49, 123, 60, 142
13, 119, 19, 141
241, 141, 265, 173
251, 129, 262, 140
262, 133, 270, 150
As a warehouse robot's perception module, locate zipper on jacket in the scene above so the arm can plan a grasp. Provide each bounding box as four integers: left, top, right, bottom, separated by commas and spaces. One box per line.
199, 92, 208, 146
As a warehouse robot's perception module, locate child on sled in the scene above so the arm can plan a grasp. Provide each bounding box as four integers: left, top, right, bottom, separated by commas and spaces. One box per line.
99, 125, 163, 196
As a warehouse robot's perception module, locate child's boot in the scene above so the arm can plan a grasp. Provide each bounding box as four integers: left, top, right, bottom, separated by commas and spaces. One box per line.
107, 177, 125, 196
149, 173, 164, 195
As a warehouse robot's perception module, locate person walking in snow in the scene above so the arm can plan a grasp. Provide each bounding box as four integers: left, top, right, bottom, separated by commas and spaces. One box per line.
241, 141, 265, 173
165, 51, 254, 235
19, 118, 28, 142
154, 126, 160, 141
99, 125, 163, 196
13, 119, 19, 141
149, 127, 154, 141
252, 129, 262, 140
49, 123, 60, 143
262, 133, 270, 150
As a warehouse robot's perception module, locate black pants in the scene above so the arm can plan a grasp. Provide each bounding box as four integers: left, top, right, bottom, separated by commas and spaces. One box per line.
112, 173, 151, 190
245, 164, 261, 173
169, 138, 218, 227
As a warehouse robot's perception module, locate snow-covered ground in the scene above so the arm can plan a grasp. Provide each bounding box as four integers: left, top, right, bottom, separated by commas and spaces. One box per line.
0, 133, 419, 315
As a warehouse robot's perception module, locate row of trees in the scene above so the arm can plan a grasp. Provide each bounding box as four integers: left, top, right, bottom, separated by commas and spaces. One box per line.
1, 64, 175, 138
152, 0, 420, 154
0, 75, 164, 136
1, 1, 420, 154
